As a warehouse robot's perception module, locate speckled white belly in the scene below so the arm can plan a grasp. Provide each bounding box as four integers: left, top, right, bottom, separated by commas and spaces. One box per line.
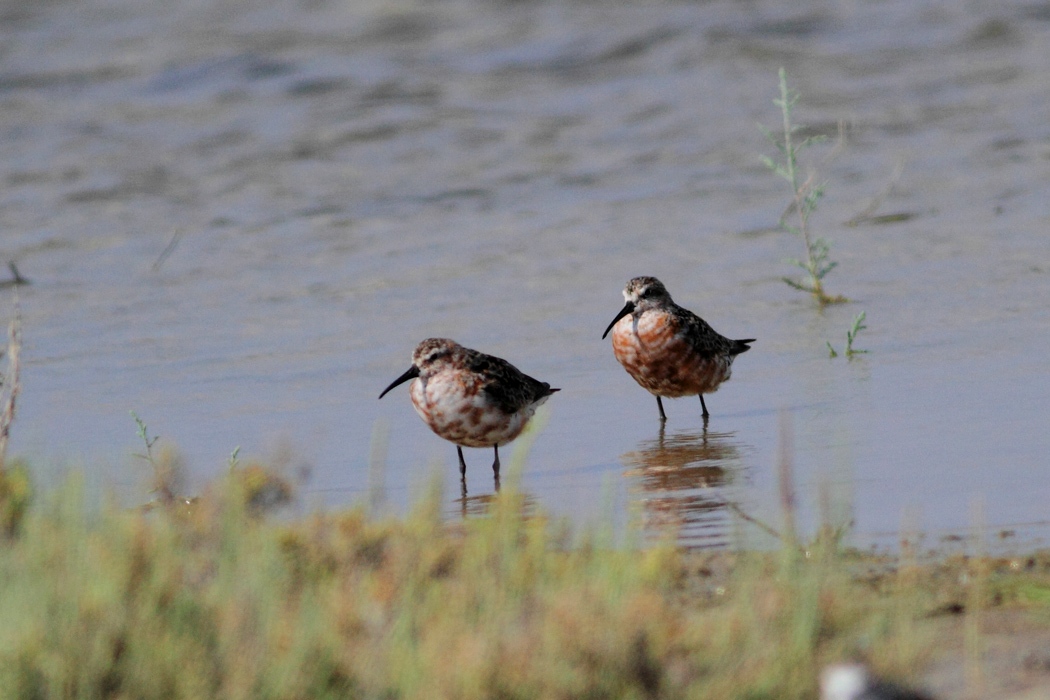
409, 373, 536, 447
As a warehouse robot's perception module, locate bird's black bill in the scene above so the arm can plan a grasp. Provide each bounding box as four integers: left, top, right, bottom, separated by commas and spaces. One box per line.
602, 302, 635, 339
378, 366, 420, 399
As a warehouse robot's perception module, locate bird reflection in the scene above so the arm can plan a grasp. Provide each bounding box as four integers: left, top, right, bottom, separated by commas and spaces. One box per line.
451, 489, 538, 520
622, 424, 746, 549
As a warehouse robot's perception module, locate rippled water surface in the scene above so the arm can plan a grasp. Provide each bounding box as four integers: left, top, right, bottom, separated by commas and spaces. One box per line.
3, 0, 1049, 547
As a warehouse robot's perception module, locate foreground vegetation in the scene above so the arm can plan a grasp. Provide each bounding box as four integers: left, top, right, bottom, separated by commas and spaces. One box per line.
0, 466, 1047, 700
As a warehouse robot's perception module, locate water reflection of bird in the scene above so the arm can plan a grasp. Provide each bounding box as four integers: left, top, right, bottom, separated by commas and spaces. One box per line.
379, 338, 559, 494
622, 426, 745, 549
451, 490, 538, 520
603, 276, 754, 423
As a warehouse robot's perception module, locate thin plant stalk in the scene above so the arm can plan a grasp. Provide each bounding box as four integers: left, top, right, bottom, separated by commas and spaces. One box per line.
762, 68, 847, 305
777, 410, 799, 555
966, 496, 988, 696
0, 298, 22, 471
130, 411, 177, 505
845, 311, 869, 357
828, 311, 870, 358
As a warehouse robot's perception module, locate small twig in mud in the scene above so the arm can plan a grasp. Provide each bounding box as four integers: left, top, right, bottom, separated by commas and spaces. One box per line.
722, 499, 785, 543
777, 411, 798, 550
706, 413, 812, 555
845, 158, 906, 227
0, 299, 21, 471
152, 228, 184, 272
712, 494, 811, 555
0, 262, 30, 290
966, 497, 988, 697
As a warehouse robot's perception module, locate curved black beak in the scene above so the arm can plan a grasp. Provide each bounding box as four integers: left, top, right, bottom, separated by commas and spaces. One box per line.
602, 301, 635, 339
378, 366, 420, 399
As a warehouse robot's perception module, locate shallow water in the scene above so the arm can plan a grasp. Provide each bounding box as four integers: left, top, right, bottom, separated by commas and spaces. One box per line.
2, 0, 1049, 548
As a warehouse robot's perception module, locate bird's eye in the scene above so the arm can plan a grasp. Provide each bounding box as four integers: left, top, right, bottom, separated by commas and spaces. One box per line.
639, 288, 651, 298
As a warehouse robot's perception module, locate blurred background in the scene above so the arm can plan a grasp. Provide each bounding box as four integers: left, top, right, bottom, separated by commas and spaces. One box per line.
1, 0, 1048, 548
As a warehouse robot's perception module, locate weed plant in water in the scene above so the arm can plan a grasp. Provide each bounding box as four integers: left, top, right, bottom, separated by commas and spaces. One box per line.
130, 410, 185, 506
761, 68, 847, 306
827, 312, 870, 359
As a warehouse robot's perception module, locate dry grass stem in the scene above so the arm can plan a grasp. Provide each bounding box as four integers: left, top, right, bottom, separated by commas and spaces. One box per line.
777, 410, 798, 551
966, 497, 988, 697
0, 298, 22, 471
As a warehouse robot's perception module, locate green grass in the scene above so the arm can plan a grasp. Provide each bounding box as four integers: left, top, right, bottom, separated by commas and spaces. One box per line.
0, 463, 1047, 700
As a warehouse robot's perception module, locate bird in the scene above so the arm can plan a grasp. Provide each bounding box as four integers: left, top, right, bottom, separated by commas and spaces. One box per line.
379, 338, 559, 491
602, 276, 754, 422
820, 664, 936, 700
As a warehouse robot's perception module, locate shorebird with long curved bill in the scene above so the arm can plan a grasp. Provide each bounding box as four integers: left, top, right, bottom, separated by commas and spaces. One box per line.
603, 276, 754, 422
379, 338, 559, 492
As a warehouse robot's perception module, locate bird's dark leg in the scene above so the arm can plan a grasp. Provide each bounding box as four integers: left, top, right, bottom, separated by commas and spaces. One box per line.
699, 394, 710, 419
457, 446, 467, 481
492, 445, 501, 492
656, 396, 667, 422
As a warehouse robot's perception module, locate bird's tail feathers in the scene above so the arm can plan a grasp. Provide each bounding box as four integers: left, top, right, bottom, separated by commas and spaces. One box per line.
732, 338, 756, 355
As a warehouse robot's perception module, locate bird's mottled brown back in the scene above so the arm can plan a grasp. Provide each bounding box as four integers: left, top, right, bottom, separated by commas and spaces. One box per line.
403, 338, 558, 449
463, 347, 558, 416
673, 305, 746, 359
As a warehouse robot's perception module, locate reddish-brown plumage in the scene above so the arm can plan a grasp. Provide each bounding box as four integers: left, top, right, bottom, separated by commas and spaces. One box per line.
611, 308, 731, 397
604, 277, 753, 419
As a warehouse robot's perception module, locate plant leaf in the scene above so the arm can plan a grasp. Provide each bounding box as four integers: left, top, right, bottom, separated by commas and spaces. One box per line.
782, 277, 810, 291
